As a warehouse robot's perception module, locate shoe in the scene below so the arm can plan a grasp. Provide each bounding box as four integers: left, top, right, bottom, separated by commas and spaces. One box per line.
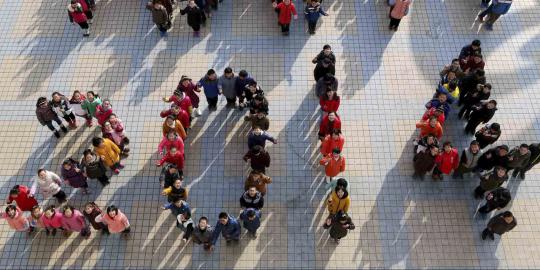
244, 116, 250, 122
477, 16, 484, 23
251, 232, 257, 239
388, 25, 393, 31
53, 130, 60, 138
195, 108, 202, 116
60, 125, 68, 133
83, 29, 90, 37
101, 180, 110, 187
113, 169, 120, 175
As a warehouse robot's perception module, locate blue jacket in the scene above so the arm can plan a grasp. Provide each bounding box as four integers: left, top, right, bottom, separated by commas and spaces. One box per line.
435, 84, 457, 104
235, 76, 255, 97
490, 0, 512, 15
425, 99, 450, 117
239, 208, 261, 233
248, 131, 276, 149
164, 202, 192, 219
198, 75, 220, 98
304, 4, 327, 22
211, 215, 241, 244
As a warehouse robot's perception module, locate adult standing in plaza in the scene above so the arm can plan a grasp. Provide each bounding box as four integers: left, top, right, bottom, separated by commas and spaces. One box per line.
67, 0, 91, 37
147, 0, 171, 37
517, 143, 540, 180
481, 211, 516, 240
181, 1, 206, 37
273, 0, 298, 36
478, 0, 513, 31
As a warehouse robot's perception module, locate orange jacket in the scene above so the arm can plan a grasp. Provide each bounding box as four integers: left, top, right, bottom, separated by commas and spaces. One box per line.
319, 154, 346, 177
162, 119, 187, 140
416, 120, 443, 139
321, 135, 345, 156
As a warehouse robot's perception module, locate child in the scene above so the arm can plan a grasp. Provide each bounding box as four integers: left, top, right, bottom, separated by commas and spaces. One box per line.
81, 91, 102, 120
435, 81, 460, 105
415, 116, 443, 140
31, 169, 67, 204
156, 146, 185, 172
388, 0, 411, 31
69, 90, 93, 127
239, 208, 262, 238
177, 212, 194, 243
158, 131, 185, 157
247, 126, 278, 149
176, 76, 200, 116
51, 92, 77, 129
321, 129, 345, 156
320, 87, 340, 116
161, 178, 189, 203
102, 121, 130, 155
6, 185, 38, 212
29, 206, 45, 232
318, 112, 341, 140
159, 164, 182, 188
197, 69, 221, 112
421, 107, 445, 126
95, 99, 113, 126
95, 205, 131, 239
83, 202, 109, 235
180, 1, 206, 37
61, 158, 90, 194
40, 205, 64, 236
432, 142, 459, 180
412, 145, 439, 180
242, 81, 265, 110
160, 104, 190, 129
413, 134, 439, 155
67, 0, 91, 37
36, 97, 68, 138
162, 116, 187, 140
1, 205, 31, 233
304, 0, 328, 34
327, 211, 355, 244
61, 205, 90, 238
80, 149, 110, 186
92, 137, 124, 174
319, 148, 346, 183
273, 0, 298, 35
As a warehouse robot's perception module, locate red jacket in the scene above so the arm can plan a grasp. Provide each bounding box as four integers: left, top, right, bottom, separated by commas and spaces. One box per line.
421, 108, 445, 125
95, 105, 113, 126
6, 185, 38, 212
160, 108, 190, 129
321, 134, 345, 156
168, 95, 193, 114
415, 120, 443, 139
320, 96, 340, 113
435, 148, 459, 174
158, 151, 185, 170
276, 2, 297, 24
319, 115, 342, 137
67, 3, 88, 24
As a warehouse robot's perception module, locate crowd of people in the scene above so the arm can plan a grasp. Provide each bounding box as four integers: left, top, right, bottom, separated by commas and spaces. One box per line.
412, 39, 538, 240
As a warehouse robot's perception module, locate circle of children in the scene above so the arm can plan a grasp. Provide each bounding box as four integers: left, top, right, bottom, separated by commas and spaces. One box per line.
412, 39, 539, 241
1, 41, 356, 248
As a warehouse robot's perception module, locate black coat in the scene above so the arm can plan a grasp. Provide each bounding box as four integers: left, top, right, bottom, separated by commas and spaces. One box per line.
485, 187, 511, 209
329, 216, 355, 239
488, 213, 516, 235
413, 151, 436, 174
477, 147, 509, 171
469, 104, 496, 124
181, 6, 204, 27
314, 63, 335, 82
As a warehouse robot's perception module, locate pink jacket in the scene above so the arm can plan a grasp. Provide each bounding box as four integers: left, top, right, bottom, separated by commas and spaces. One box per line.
158, 136, 185, 156
2, 207, 30, 231
40, 210, 64, 229
391, 0, 411, 20
61, 210, 87, 232
96, 210, 130, 233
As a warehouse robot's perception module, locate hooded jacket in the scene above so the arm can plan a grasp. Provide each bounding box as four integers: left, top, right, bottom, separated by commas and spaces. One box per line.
7, 185, 38, 212
2, 207, 30, 231
319, 154, 346, 177
475, 124, 500, 148
211, 215, 241, 244
94, 138, 121, 167
329, 215, 355, 239
30, 171, 62, 198
327, 189, 350, 215
240, 191, 264, 210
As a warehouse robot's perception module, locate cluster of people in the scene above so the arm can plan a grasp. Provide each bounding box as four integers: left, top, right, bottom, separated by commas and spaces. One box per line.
271, 0, 330, 36
146, 0, 223, 37
412, 39, 536, 240
2, 91, 133, 239
155, 67, 278, 251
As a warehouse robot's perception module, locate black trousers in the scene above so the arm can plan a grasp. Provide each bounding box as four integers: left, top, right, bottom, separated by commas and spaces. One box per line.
280, 23, 290, 33
207, 96, 218, 109
45, 116, 63, 131
308, 21, 317, 32
53, 190, 67, 204
389, 17, 401, 29
465, 118, 482, 134
478, 203, 495, 214
78, 22, 89, 30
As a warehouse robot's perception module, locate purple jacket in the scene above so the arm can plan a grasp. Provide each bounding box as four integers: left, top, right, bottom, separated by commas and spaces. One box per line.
61, 164, 88, 188
61, 210, 87, 232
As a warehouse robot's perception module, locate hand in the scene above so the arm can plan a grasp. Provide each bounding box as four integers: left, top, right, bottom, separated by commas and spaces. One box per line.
155, 162, 162, 167
272, 2, 277, 8
325, 218, 331, 226
182, 238, 187, 243
273, 139, 278, 144
162, 97, 168, 102
219, 89, 223, 95
293, 15, 298, 20
161, 205, 166, 210
100, 155, 106, 160
160, 190, 167, 196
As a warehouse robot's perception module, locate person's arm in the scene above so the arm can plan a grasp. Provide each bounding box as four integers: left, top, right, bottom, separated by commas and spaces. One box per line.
266, 133, 277, 144
156, 154, 169, 167
95, 214, 104, 223
292, 4, 298, 18
176, 122, 187, 140
243, 151, 251, 162
161, 187, 172, 197
459, 150, 468, 165
210, 223, 222, 245
258, 196, 265, 209
157, 137, 167, 155
50, 172, 62, 185
264, 153, 271, 167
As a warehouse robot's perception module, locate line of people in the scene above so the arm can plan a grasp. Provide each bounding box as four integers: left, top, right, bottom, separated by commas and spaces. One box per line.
2, 91, 133, 239
271, 0, 330, 36
411, 39, 539, 241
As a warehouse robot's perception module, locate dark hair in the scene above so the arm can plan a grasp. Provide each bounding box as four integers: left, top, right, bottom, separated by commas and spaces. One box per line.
473, 51, 482, 58
238, 70, 248, 78
224, 67, 233, 74
166, 115, 176, 121
332, 148, 341, 154
336, 210, 347, 221
323, 44, 331, 50
84, 202, 97, 209
36, 97, 48, 107
484, 83, 492, 90
475, 69, 485, 77
488, 100, 497, 106
86, 91, 98, 98
37, 168, 46, 175
172, 196, 183, 204
168, 164, 178, 170
207, 69, 216, 76
254, 95, 265, 102
62, 204, 75, 213
248, 80, 258, 87
334, 186, 346, 195
92, 137, 104, 147
246, 209, 256, 218
108, 113, 117, 119
45, 205, 56, 213
336, 178, 347, 189
252, 145, 263, 154
429, 145, 439, 151
106, 205, 119, 216
62, 158, 76, 166
443, 141, 452, 147
331, 129, 341, 136
323, 73, 335, 83
51, 91, 63, 98
451, 58, 459, 63
218, 212, 228, 219
448, 81, 457, 90
5, 205, 16, 213
502, 211, 513, 218
72, 90, 81, 96
199, 216, 208, 223
520, 144, 529, 149
470, 140, 480, 146
490, 123, 500, 131
472, 40, 481, 47
495, 166, 507, 172
9, 185, 20, 196
83, 148, 94, 157
428, 115, 438, 121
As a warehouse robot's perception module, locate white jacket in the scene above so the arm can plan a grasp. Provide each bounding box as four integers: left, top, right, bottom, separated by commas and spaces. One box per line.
30, 171, 62, 198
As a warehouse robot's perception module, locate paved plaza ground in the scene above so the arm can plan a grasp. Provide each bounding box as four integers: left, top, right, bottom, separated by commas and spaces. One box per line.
0, 0, 539, 269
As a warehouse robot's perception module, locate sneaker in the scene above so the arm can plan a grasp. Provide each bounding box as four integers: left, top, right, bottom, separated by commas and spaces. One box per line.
53, 130, 61, 138
60, 125, 68, 133
195, 108, 202, 116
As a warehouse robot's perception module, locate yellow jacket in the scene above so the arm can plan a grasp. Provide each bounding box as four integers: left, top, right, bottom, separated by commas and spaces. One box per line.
327, 189, 350, 215
94, 138, 121, 167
